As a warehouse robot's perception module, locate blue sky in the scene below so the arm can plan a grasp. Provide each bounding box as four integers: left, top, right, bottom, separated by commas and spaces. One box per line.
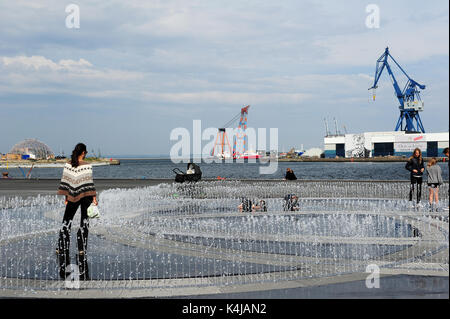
0, 0, 448, 156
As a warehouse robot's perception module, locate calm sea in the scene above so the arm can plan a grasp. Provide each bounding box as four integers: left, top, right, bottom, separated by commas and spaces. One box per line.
4, 159, 449, 181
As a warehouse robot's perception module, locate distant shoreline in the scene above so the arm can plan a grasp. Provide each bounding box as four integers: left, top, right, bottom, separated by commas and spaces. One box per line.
0, 158, 120, 168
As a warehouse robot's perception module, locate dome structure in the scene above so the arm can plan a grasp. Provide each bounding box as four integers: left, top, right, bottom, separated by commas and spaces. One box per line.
9, 139, 54, 159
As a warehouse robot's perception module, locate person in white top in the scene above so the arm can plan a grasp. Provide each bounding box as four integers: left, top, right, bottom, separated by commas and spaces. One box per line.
426, 158, 443, 211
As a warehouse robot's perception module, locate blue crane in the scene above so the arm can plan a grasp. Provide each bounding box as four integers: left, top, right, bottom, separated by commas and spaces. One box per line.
369, 47, 426, 133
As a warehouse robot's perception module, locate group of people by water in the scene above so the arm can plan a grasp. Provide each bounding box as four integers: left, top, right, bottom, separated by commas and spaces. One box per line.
54, 143, 448, 281
406, 147, 448, 211
238, 148, 449, 214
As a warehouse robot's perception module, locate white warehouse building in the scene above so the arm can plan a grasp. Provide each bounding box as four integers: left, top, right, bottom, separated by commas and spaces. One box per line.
324, 131, 449, 158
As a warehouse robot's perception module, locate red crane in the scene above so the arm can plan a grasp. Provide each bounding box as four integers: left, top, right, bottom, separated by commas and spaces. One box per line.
211, 105, 250, 159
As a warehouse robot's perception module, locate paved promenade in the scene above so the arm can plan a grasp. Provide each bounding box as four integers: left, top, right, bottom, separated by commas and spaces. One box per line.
0, 178, 174, 198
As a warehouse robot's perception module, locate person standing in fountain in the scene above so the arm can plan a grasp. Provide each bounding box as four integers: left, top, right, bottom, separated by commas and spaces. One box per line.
56, 143, 97, 280
405, 148, 425, 205
426, 158, 443, 212
283, 194, 300, 211
252, 200, 267, 212
238, 198, 253, 213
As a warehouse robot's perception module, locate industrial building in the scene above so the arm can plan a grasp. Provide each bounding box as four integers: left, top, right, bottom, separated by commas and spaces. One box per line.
324, 131, 449, 158
324, 47, 448, 159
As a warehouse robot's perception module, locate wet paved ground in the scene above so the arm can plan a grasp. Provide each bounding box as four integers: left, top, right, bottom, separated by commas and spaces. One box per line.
174, 274, 448, 299
1, 179, 447, 299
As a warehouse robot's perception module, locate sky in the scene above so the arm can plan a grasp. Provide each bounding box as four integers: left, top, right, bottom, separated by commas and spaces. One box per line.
0, 0, 448, 156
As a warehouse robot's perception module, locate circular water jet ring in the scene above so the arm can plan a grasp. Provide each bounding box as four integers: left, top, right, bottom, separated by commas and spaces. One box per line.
1, 182, 448, 297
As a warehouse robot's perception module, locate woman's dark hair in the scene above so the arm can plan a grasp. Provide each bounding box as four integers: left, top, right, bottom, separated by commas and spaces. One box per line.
444, 147, 449, 156
71, 143, 87, 168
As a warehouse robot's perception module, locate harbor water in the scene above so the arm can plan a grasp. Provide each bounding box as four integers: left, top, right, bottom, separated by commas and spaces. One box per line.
2, 159, 449, 180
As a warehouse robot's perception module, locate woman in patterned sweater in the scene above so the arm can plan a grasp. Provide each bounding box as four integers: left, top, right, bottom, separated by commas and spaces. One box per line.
56, 143, 97, 280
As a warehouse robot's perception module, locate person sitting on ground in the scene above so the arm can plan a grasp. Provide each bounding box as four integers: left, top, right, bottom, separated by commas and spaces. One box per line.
285, 168, 297, 180
283, 194, 300, 211
252, 200, 267, 212
238, 198, 253, 213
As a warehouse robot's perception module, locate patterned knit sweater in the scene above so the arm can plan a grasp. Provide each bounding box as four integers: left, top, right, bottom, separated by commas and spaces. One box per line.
57, 162, 96, 202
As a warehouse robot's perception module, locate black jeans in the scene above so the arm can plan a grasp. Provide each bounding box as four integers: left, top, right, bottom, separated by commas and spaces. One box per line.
57, 196, 92, 256
409, 176, 422, 203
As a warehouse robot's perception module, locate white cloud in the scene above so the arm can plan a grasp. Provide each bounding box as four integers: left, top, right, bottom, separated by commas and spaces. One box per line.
0, 55, 145, 98
142, 91, 313, 105
1, 56, 92, 71
0, 54, 388, 107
